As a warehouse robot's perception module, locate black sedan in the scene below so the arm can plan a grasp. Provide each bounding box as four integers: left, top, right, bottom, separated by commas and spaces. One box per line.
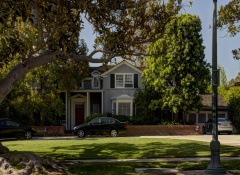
73, 117, 127, 138
0, 118, 35, 139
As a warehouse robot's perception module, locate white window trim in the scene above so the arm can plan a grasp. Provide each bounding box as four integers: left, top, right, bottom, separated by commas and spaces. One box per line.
112, 99, 133, 116
115, 73, 134, 88
92, 76, 100, 89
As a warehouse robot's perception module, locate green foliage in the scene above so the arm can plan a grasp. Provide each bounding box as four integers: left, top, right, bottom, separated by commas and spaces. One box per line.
130, 115, 161, 125
218, 64, 228, 87
0, 56, 89, 125
228, 96, 240, 132
218, 0, 240, 37
160, 120, 195, 125
143, 14, 211, 113
134, 88, 162, 114
0, 0, 184, 104
218, 0, 240, 59
217, 79, 240, 132
109, 115, 130, 123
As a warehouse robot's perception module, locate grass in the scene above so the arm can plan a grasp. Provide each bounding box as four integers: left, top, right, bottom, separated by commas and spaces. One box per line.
2, 137, 240, 160
2, 137, 240, 174
63, 161, 240, 175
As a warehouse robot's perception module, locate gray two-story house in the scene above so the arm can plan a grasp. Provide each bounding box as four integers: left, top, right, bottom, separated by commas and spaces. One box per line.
60, 60, 144, 130
58, 60, 228, 130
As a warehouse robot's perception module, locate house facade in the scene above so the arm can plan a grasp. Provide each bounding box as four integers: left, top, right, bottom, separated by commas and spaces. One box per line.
60, 61, 144, 130
58, 60, 228, 130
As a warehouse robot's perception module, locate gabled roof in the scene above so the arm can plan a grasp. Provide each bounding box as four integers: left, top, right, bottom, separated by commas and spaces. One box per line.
101, 60, 143, 76
201, 94, 227, 107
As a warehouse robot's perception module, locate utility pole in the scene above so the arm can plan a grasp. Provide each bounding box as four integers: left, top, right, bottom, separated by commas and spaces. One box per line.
205, 0, 225, 174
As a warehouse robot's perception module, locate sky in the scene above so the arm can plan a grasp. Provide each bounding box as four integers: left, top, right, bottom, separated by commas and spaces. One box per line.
81, 0, 240, 81
185, 0, 240, 81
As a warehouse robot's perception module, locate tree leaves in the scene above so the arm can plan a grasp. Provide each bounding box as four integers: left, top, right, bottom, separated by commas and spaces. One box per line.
218, 0, 240, 59
143, 14, 211, 113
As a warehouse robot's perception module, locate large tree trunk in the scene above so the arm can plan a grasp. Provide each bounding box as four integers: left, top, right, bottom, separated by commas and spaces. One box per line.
0, 51, 59, 103
0, 50, 103, 103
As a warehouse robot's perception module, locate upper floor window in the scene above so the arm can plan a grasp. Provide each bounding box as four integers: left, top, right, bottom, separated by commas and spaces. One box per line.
92, 77, 100, 89
115, 74, 133, 88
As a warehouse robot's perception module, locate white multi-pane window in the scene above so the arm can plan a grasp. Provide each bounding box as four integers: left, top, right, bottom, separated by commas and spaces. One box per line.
112, 95, 133, 116
115, 74, 133, 88
116, 75, 124, 88
118, 103, 131, 116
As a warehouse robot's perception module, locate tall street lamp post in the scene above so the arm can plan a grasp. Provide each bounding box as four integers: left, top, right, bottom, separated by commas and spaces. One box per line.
205, 0, 226, 174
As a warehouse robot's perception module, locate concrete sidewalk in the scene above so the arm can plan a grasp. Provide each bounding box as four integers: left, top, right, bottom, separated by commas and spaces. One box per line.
65, 157, 240, 163
135, 168, 239, 175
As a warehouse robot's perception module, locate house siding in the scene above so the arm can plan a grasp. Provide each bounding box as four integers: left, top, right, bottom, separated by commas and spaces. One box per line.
102, 64, 144, 89
103, 89, 136, 113
61, 61, 145, 130
101, 63, 144, 115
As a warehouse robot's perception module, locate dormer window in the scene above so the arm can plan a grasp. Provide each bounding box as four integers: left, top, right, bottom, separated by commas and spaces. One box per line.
92, 77, 100, 89
116, 74, 133, 88
91, 70, 101, 89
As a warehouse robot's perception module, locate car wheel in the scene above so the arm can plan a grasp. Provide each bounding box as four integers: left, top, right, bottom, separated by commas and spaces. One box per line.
110, 130, 118, 137
24, 131, 32, 139
227, 131, 232, 135
77, 130, 85, 138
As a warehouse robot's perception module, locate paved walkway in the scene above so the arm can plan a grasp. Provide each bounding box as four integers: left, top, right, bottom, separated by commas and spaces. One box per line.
65, 157, 240, 163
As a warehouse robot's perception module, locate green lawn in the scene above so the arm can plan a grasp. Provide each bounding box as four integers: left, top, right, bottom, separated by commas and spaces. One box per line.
2, 137, 240, 160
3, 137, 240, 174
65, 161, 240, 175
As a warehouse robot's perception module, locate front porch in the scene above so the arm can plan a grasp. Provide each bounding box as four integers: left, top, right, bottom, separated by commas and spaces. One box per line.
60, 91, 104, 130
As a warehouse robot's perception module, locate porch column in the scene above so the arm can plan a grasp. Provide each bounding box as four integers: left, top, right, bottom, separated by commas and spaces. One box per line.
101, 91, 104, 114
87, 92, 90, 116
65, 91, 68, 129
68, 94, 71, 130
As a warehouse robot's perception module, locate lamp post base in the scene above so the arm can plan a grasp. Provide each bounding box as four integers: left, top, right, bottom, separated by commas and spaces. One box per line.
205, 140, 226, 174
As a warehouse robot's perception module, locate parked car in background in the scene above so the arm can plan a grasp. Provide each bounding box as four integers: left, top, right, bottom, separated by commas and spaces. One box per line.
203, 118, 233, 135
0, 118, 35, 139
73, 117, 127, 138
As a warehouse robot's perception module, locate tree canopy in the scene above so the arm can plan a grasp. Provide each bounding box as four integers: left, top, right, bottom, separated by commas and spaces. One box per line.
218, 0, 240, 59
0, 0, 183, 103
143, 14, 211, 113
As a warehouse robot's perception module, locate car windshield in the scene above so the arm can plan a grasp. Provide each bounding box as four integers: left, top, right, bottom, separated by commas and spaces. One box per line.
207, 118, 230, 123
218, 118, 229, 122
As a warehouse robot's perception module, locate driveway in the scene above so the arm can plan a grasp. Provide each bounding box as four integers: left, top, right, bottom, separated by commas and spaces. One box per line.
140, 135, 240, 147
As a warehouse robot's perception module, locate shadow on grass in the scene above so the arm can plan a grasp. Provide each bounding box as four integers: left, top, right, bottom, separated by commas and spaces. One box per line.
35, 139, 240, 160
3, 138, 240, 161
63, 160, 240, 175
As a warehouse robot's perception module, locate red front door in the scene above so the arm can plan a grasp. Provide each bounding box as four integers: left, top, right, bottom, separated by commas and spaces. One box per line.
75, 104, 84, 125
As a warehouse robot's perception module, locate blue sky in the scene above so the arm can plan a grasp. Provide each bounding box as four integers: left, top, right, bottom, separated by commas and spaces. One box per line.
82, 0, 240, 81
185, 0, 240, 81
